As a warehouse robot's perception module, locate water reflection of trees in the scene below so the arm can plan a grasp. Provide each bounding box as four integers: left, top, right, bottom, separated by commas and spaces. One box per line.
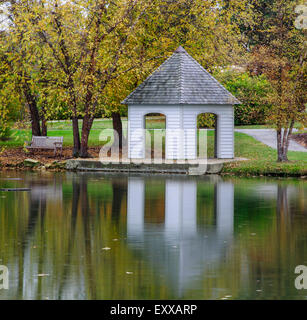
230, 182, 307, 299
0, 174, 306, 299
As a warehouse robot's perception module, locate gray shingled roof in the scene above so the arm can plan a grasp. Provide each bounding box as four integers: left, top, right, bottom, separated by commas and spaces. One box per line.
122, 46, 240, 105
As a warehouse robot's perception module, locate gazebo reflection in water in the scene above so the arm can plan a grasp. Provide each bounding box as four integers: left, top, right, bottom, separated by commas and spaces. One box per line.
127, 176, 234, 296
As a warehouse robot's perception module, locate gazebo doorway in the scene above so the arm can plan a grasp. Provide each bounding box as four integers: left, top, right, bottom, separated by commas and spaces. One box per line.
144, 113, 166, 160
197, 113, 217, 159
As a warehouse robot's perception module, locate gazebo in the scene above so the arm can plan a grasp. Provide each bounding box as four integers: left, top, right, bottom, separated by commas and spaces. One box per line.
122, 46, 240, 160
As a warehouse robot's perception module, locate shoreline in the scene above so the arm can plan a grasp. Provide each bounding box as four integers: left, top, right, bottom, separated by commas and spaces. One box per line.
0, 159, 306, 178
0, 147, 306, 178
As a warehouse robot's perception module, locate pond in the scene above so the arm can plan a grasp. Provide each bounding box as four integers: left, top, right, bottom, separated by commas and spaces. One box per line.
0, 172, 306, 300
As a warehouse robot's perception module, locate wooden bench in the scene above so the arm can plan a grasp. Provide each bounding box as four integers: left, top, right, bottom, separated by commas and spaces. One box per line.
25, 136, 63, 156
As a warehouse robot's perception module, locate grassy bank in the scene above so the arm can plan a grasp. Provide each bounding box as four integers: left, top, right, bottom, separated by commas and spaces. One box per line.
1, 119, 306, 176
0, 119, 124, 148
223, 132, 306, 177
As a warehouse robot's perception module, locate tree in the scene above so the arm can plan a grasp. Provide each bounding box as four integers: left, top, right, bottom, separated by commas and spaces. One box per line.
23, 0, 170, 157
1, 0, 246, 157
224, 0, 307, 161
0, 0, 51, 137
0, 32, 23, 140
246, 0, 307, 161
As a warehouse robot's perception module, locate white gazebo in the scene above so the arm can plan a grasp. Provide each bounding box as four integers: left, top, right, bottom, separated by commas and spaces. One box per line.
122, 46, 240, 160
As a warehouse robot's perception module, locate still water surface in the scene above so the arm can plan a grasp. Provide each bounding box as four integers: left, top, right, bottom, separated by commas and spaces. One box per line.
0, 172, 306, 300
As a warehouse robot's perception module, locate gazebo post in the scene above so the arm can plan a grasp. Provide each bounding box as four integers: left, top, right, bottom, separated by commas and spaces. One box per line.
216, 111, 234, 159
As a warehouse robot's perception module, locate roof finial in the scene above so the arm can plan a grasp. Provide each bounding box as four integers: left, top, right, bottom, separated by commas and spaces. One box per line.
175, 46, 186, 53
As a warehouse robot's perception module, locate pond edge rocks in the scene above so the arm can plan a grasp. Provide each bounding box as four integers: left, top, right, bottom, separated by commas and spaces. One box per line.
64, 158, 247, 175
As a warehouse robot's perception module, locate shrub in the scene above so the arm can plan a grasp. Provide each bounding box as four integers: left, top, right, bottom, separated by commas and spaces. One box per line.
197, 113, 216, 128
0, 119, 10, 141
215, 71, 272, 125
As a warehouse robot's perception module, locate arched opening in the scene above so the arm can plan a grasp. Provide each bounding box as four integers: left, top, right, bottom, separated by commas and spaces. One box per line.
144, 113, 166, 160
197, 113, 217, 159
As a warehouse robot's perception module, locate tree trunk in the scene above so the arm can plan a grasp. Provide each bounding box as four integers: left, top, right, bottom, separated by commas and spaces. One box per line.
80, 116, 94, 158
29, 102, 41, 136
111, 180, 127, 221
23, 83, 41, 136
278, 152, 288, 162
41, 119, 47, 136
41, 107, 47, 136
277, 128, 285, 162
72, 117, 81, 157
112, 112, 124, 151
276, 128, 289, 162
283, 120, 295, 161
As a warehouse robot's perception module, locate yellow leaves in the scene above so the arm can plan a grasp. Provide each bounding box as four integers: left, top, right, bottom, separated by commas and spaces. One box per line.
1, 0, 257, 124
0, 81, 18, 139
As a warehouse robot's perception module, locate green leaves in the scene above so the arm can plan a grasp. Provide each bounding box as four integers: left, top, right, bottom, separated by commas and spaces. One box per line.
217, 70, 272, 125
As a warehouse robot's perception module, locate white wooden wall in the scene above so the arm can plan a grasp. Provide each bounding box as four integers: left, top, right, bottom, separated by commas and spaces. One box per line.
128, 104, 234, 159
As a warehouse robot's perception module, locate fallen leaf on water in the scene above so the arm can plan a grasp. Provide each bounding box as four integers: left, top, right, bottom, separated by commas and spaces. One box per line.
37, 274, 49, 277
102, 247, 111, 250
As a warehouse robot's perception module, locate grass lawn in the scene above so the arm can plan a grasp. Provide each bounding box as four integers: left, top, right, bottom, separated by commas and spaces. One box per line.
1, 118, 306, 176
223, 132, 306, 176
1, 119, 124, 148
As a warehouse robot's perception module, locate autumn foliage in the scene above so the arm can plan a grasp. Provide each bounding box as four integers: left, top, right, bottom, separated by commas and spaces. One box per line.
0, 0, 306, 161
